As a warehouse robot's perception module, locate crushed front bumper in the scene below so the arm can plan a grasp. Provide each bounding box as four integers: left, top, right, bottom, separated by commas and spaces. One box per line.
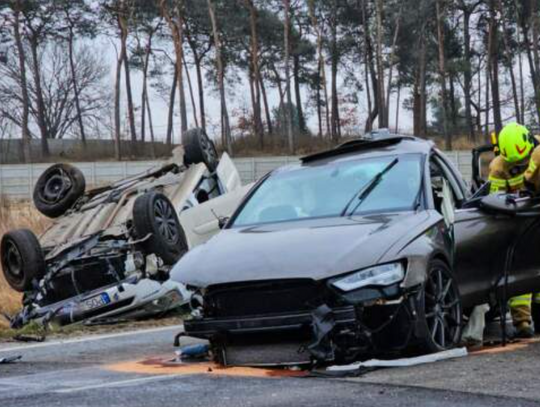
185, 306, 357, 337
184, 298, 414, 366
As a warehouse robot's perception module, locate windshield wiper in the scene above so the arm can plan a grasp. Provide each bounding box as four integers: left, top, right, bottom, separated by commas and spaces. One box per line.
340, 157, 399, 217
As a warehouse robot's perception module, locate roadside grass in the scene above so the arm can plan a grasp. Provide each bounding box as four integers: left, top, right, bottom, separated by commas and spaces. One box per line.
0, 198, 49, 332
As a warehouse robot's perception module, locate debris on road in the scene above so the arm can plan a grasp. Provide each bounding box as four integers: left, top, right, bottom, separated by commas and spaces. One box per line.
0, 355, 22, 364
325, 347, 468, 373
175, 343, 210, 362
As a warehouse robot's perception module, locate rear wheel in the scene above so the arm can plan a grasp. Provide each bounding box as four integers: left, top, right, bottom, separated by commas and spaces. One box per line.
414, 259, 462, 353
1, 229, 46, 292
133, 192, 188, 265
33, 164, 86, 218
182, 128, 219, 172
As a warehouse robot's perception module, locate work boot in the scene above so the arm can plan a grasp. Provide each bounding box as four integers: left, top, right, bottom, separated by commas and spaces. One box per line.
515, 322, 534, 339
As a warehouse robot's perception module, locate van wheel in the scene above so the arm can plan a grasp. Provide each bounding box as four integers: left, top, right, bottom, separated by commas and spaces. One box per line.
414, 260, 462, 354
33, 164, 85, 218
133, 192, 188, 265
1, 229, 46, 292
183, 128, 219, 172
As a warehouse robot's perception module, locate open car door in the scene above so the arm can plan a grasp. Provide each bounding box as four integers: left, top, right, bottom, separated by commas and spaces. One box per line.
216, 152, 242, 193
180, 184, 253, 248
471, 144, 496, 192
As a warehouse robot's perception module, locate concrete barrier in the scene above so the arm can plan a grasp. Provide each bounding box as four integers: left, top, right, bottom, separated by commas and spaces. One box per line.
0, 152, 473, 200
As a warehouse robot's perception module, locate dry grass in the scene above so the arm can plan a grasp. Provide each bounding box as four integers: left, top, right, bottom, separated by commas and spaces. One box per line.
0, 197, 49, 330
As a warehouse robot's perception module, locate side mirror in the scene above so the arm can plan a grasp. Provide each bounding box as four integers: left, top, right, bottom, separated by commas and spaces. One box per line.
218, 216, 229, 229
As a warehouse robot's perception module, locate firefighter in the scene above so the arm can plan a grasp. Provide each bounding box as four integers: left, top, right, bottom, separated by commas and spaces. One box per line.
488, 122, 540, 338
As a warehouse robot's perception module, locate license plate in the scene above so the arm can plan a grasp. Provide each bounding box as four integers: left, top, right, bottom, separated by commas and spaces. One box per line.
82, 293, 111, 311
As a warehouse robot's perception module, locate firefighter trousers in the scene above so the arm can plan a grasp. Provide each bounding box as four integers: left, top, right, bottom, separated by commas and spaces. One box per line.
509, 293, 540, 326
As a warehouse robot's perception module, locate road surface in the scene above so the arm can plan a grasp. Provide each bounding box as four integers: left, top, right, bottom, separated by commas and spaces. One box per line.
1, 325, 540, 407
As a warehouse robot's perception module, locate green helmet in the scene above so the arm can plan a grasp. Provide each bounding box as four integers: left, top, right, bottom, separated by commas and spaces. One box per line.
498, 123, 533, 163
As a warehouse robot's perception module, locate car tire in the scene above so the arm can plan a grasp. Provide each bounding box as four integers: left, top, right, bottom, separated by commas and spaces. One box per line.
413, 259, 462, 354
33, 164, 86, 218
133, 191, 188, 265
1, 229, 46, 292
182, 128, 219, 172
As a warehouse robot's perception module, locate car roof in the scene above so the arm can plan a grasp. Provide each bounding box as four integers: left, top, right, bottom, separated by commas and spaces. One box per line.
272, 135, 434, 175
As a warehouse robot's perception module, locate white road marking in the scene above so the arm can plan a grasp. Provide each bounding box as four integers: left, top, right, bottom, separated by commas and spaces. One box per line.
0, 325, 183, 353
54, 374, 178, 394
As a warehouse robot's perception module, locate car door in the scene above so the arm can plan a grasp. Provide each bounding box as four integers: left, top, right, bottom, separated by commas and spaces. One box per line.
502, 214, 540, 296
179, 184, 253, 248
430, 154, 515, 307
216, 152, 242, 193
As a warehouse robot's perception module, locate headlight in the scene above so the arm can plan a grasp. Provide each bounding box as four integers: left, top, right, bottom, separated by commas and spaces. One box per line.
331, 263, 405, 292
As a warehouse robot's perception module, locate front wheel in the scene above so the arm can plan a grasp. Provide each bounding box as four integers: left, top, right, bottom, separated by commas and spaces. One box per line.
414, 259, 462, 354
133, 192, 188, 265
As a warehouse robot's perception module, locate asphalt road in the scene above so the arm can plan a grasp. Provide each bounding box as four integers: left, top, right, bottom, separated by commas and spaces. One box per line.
1, 325, 540, 407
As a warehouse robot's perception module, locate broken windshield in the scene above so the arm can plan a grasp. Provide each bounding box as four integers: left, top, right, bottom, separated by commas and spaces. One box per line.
232, 154, 423, 227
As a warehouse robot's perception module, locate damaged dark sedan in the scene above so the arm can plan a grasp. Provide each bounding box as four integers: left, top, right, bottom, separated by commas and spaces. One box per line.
172, 134, 540, 366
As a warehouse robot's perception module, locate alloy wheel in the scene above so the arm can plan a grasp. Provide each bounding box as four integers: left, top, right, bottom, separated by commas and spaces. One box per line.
424, 265, 461, 349
153, 197, 179, 244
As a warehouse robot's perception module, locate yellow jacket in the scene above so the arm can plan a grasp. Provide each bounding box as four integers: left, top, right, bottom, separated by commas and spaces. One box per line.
489, 145, 540, 193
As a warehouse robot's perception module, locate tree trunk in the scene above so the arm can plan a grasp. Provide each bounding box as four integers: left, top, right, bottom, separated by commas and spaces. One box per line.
13, 5, 31, 163
414, 34, 428, 137
145, 90, 156, 158
284, 0, 294, 153
118, 12, 137, 148
140, 31, 154, 142
435, 0, 451, 149
166, 65, 178, 146
385, 4, 403, 116
375, 0, 387, 128
161, 0, 188, 140
462, 9, 475, 139
67, 25, 87, 146
114, 36, 123, 159
316, 77, 323, 137
293, 54, 306, 132
207, 0, 232, 153
516, 5, 525, 123
361, 0, 374, 132
530, 0, 540, 123
259, 75, 273, 134
308, 0, 330, 136
330, 12, 340, 141
414, 25, 428, 136
488, 0, 502, 134
449, 74, 457, 130
395, 83, 401, 132
29, 36, 49, 157
245, 0, 264, 146
496, 0, 520, 123
248, 63, 256, 132
413, 81, 421, 136
184, 57, 199, 127
194, 55, 206, 131
485, 56, 491, 135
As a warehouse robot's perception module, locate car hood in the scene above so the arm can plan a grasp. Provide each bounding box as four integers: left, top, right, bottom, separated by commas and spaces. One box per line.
172, 211, 431, 287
